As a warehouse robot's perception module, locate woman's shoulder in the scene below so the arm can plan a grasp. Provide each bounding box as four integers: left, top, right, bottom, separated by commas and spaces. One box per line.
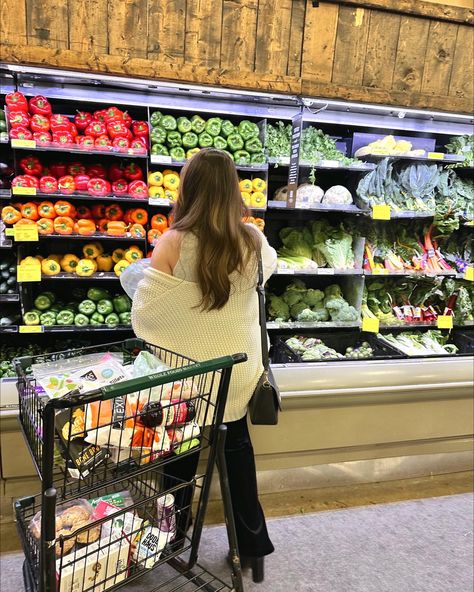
150, 229, 184, 274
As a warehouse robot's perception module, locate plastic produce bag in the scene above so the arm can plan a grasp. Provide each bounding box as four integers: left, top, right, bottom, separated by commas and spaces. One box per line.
120, 258, 150, 299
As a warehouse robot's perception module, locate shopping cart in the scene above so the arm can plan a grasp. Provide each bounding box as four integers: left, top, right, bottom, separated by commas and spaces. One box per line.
14, 338, 247, 592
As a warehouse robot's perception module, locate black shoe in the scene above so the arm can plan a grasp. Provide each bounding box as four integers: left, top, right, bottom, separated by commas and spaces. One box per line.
227, 552, 265, 583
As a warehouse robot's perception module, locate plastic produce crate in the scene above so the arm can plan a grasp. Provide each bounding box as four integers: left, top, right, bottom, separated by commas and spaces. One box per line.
377, 329, 474, 358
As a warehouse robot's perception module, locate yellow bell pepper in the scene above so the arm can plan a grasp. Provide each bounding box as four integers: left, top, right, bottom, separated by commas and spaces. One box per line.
60, 254, 80, 273
41, 258, 61, 276
112, 248, 125, 263
47, 254, 62, 264
148, 186, 165, 198
114, 260, 130, 276
241, 192, 252, 207
148, 171, 164, 187
82, 242, 103, 259
164, 189, 178, 202
251, 178, 267, 192
239, 179, 253, 192
34, 255, 44, 262
124, 246, 143, 263
76, 258, 96, 277
163, 173, 180, 191
96, 254, 114, 272
21, 256, 41, 266
162, 169, 174, 176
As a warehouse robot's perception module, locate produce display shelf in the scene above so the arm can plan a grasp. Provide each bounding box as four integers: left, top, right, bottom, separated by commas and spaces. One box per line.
0, 139, 9, 144
9, 143, 148, 158
33, 324, 133, 333
0, 241, 13, 249
267, 320, 361, 330
371, 210, 436, 219
274, 268, 363, 276
377, 321, 473, 330
267, 200, 367, 214
0, 189, 10, 198
6, 190, 149, 204
364, 270, 458, 277
37, 233, 146, 242
150, 154, 268, 172
0, 325, 18, 333
362, 154, 464, 164
267, 157, 376, 171
0, 293, 19, 302
39, 272, 119, 281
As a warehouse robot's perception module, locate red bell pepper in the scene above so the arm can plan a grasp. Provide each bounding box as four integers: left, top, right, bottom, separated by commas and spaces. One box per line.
131, 121, 149, 137
85, 121, 107, 138
58, 175, 76, 194
69, 123, 78, 138
67, 162, 86, 176
88, 177, 110, 197
108, 163, 125, 182
74, 174, 90, 192
128, 180, 148, 198
19, 155, 43, 176
39, 176, 58, 194
5, 92, 28, 113
28, 96, 52, 117
111, 178, 129, 195
33, 131, 52, 146
91, 204, 106, 219
74, 111, 93, 131
12, 174, 39, 188
52, 131, 74, 147
75, 135, 95, 149
104, 106, 123, 122
8, 111, 30, 129
112, 137, 130, 152
76, 205, 92, 219
119, 111, 133, 128
95, 135, 112, 150
123, 163, 143, 181
107, 120, 128, 139
9, 127, 33, 140
50, 163, 68, 178
50, 114, 72, 132
30, 114, 50, 133
130, 138, 147, 154
93, 109, 108, 122
86, 164, 107, 179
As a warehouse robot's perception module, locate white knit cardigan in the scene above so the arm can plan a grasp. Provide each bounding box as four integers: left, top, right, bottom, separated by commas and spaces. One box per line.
131, 231, 277, 422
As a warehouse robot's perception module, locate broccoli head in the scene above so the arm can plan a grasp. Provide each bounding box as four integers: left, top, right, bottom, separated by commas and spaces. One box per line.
312, 305, 330, 321
290, 301, 308, 319
330, 304, 359, 322
324, 284, 343, 298
267, 294, 290, 321
304, 288, 325, 306
296, 308, 319, 322
282, 290, 303, 307
324, 296, 346, 311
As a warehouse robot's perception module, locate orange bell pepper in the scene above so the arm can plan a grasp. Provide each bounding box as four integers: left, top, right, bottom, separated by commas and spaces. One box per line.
54, 200, 76, 217
15, 218, 36, 225
123, 210, 132, 225
96, 218, 109, 233
21, 202, 39, 221
36, 218, 54, 235
38, 201, 56, 219
129, 223, 145, 239
54, 216, 75, 235
130, 208, 148, 225
151, 213, 168, 232
1, 205, 22, 225
91, 204, 106, 219
76, 205, 92, 219
105, 204, 124, 221
147, 228, 162, 245
74, 219, 97, 236
106, 221, 127, 236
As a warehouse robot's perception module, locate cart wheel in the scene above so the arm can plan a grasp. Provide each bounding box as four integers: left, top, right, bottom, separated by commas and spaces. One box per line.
22, 560, 35, 592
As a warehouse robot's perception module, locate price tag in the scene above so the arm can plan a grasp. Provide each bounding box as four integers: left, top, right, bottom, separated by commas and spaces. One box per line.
150, 155, 172, 164
19, 325, 44, 333
5, 228, 14, 236
318, 268, 335, 275
278, 268, 294, 274
372, 268, 389, 275
372, 205, 391, 220
17, 264, 41, 282
14, 225, 38, 242
148, 198, 171, 206
11, 139, 36, 149
362, 317, 380, 333
437, 315, 453, 329
12, 186, 37, 196
428, 152, 444, 160
463, 267, 474, 282
319, 160, 340, 168
297, 202, 311, 209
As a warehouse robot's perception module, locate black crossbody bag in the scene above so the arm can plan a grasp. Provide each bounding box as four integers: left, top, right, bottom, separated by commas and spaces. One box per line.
248, 254, 281, 425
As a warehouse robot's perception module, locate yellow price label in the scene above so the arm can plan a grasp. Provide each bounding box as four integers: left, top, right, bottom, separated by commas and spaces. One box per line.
437, 315, 453, 329
362, 317, 380, 333
19, 325, 44, 333
428, 152, 444, 160
12, 186, 37, 196
463, 267, 474, 282
14, 225, 38, 242
17, 264, 41, 282
372, 268, 389, 275
372, 205, 391, 220
11, 139, 36, 149
5, 228, 14, 236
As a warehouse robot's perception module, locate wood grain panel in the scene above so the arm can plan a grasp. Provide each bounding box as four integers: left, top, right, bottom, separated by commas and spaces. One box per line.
392, 17, 430, 93
147, 0, 186, 62
254, 0, 293, 75
0, 0, 27, 45
332, 5, 371, 86
185, 0, 223, 67
302, 1, 339, 82
449, 25, 474, 100
287, 0, 307, 77
362, 11, 401, 89
25, 0, 68, 48
69, 0, 108, 54
108, 0, 148, 59
421, 20, 459, 96
220, 0, 258, 71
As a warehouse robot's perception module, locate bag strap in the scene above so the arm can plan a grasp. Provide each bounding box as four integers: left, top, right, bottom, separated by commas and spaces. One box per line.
256, 252, 269, 370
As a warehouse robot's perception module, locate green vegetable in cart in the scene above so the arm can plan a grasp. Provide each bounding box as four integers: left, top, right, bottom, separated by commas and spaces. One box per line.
90, 312, 105, 325
221, 120, 235, 138
227, 133, 244, 152
78, 299, 96, 316
119, 312, 132, 324
151, 143, 169, 156
23, 311, 40, 325
87, 288, 111, 302
245, 137, 263, 154
56, 310, 75, 326
238, 120, 259, 141
251, 153, 266, 165
105, 313, 120, 326
233, 150, 251, 164
150, 126, 167, 145
166, 131, 182, 148
186, 148, 200, 159
213, 136, 227, 150
113, 295, 131, 314
198, 132, 213, 148
74, 313, 90, 327
34, 294, 52, 311
39, 311, 56, 326
191, 115, 206, 134
182, 132, 198, 149
150, 111, 163, 127
177, 117, 192, 134
97, 299, 114, 315
161, 115, 177, 131
205, 117, 222, 137
170, 147, 186, 161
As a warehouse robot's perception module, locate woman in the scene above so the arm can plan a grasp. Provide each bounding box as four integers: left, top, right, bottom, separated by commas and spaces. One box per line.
132, 148, 276, 582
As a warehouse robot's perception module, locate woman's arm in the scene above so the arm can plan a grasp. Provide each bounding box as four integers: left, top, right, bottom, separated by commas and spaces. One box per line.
150, 230, 181, 276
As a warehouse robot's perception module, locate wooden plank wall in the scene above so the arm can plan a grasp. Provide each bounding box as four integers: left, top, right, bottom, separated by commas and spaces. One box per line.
1, 0, 473, 113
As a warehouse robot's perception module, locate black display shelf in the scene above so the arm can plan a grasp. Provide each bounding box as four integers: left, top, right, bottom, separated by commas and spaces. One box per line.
267, 320, 361, 330
150, 154, 268, 172
0, 293, 20, 302
267, 157, 375, 171
274, 268, 363, 276
369, 209, 436, 219
37, 233, 145, 242
9, 142, 148, 158
0, 325, 18, 333
364, 270, 457, 277
40, 272, 119, 281
6, 190, 149, 204
267, 200, 367, 214
0, 189, 11, 198
361, 154, 464, 164
42, 324, 133, 332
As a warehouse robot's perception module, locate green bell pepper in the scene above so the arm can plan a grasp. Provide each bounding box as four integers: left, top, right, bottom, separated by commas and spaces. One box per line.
238, 120, 259, 140
250, 152, 266, 164
119, 312, 132, 324
177, 117, 192, 134
87, 288, 111, 302
233, 150, 251, 164
186, 148, 200, 159
170, 147, 186, 161
23, 311, 40, 326
97, 299, 114, 315
78, 299, 96, 316
150, 111, 163, 127
227, 133, 244, 152
221, 120, 235, 138
113, 295, 131, 314
56, 310, 74, 326
90, 312, 105, 325
105, 313, 120, 326
41, 291, 56, 304
213, 136, 227, 150
151, 143, 169, 156
245, 137, 263, 154
198, 132, 213, 148
150, 126, 167, 145
34, 294, 52, 311
191, 115, 206, 134
182, 132, 198, 149
167, 131, 182, 148
39, 311, 56, 326
161, 115, 177, 131
74, 313, 90, 327
71, 287, 87, 301
205, 118, 222, 137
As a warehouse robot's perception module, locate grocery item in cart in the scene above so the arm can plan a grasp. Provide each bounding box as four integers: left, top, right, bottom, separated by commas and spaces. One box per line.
89, 490, 134, 510
133, 525, 171, 569
156, 493, 177, 540
93, 500, 144, 542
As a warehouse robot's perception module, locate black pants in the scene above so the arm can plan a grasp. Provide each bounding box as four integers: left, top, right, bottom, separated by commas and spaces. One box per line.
164, 414, 274, 557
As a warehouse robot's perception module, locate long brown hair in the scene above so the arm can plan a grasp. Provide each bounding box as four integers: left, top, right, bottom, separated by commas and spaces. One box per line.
172, 148, 260, 311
